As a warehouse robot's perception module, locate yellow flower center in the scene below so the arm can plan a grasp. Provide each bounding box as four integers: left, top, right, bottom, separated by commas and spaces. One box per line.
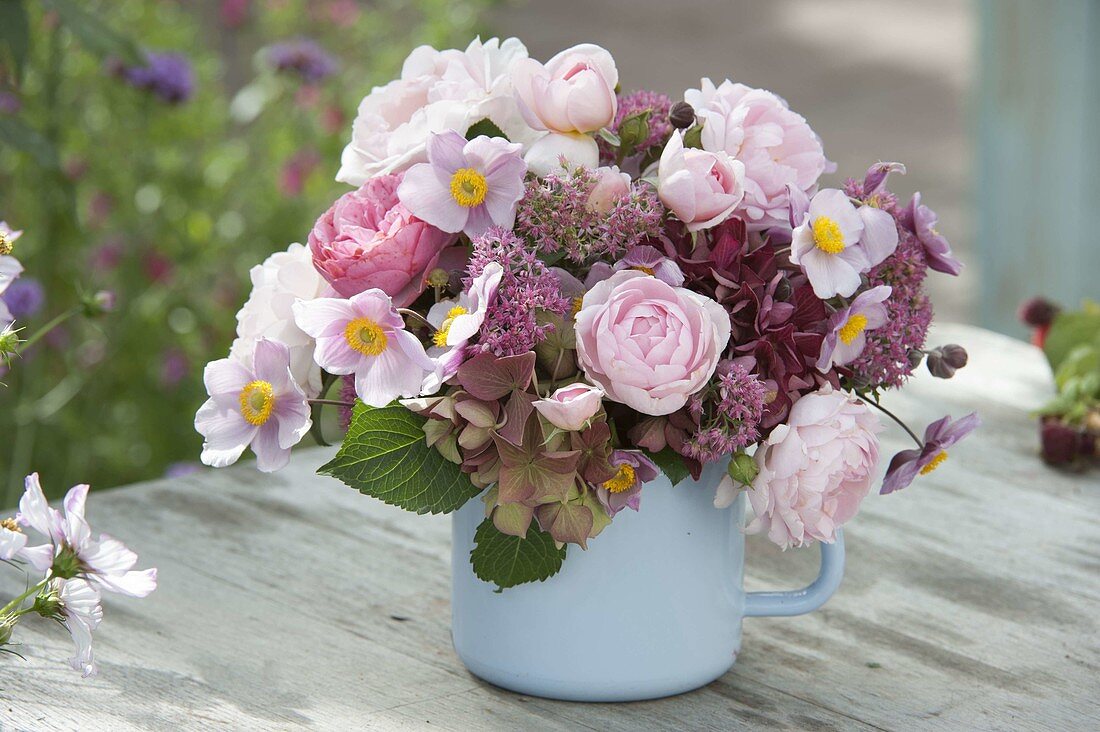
812, 216, 846, 254
631, 265, 656, 276
571, 297, 584, 318
449, 168, 488, 208
603, 464, 637, 494
0, 517, 21, 533
838, 313, 869, 345
239, 380, 275, 426
344, 317, 388, 356
432, 305, 468, 348
0, 232, 12, 256
920, 450, 948, 475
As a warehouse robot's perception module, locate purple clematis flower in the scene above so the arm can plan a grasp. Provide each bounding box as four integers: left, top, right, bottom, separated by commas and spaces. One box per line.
267, 38, 339, 84
900, 192, 962, 276
596, 450, 659, 517
817, 285, 892, 371
881, 412, 980, 494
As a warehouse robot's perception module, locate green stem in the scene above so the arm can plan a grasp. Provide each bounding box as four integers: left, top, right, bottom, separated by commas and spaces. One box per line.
14, 306, 82, 356
308, 398, 355, 409
397, 308, 436, 332
856, 393, 923, 447
0, 578, 49, 617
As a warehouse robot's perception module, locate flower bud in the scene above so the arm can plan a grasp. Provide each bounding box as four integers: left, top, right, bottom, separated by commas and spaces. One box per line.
82, 290, 116, 317
0, 325, 21, 362
907, 348, 925, 369
617, 111, 651, 154
926, 344, 968, 379
1017, 297, 1059, 328
668, 101, 696, 130
1040, 418, 1084, 466
426, 268, 450, 289
727, 451, 759, 487
0, 613, 16, 646
32, 588, 63, 621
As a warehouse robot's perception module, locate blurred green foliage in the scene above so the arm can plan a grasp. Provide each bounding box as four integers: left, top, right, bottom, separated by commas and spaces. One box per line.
0, 0, 491, 504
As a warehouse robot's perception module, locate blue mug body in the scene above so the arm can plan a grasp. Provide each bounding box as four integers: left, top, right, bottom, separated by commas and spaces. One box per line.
450, 459, 844, 702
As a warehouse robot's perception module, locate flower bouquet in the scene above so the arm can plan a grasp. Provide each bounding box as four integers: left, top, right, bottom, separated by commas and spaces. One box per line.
194, 37, 978, 699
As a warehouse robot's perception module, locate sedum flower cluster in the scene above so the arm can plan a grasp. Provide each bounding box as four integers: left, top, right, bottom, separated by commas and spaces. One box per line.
195, 37, 979, 577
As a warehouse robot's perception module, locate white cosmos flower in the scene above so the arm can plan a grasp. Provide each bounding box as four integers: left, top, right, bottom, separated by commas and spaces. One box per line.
229, 242, 336, 398
55, 577, 104, 677
16, 474, 158, 598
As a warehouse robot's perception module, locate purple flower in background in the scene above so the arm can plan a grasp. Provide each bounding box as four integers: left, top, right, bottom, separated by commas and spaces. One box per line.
596, 450, 659, 517
164, 462, 202, 479
267, 39, 339, 84
1, 277, 45, 320
881, 413, 980, 494
160, 348, 189, 388
0, 90, 21, 115
116, 52, 195, 104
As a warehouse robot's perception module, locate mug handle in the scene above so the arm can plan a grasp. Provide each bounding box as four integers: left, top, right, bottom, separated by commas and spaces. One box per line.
743, 530, 845, 617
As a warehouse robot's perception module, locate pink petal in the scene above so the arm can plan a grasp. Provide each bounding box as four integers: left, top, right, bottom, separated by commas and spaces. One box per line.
203, 358, 253, 398
397, 164, 469, 233
252, 422, 291, 472
292, 298, 357, 339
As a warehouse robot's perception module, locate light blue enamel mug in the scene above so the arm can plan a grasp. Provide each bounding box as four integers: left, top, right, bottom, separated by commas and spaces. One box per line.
450, 458, 845, 702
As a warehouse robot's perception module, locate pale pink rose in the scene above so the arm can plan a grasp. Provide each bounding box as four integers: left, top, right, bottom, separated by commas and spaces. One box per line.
746, 386, 882, 549
657, 131, 745, 232
586, 166, 631, 214
337, 37, 535, 184
512, 43, 618, 134
533, 383, 604, 431
308, 174, 454, 306
685, 78, 830, 231
575, 270, 731, 416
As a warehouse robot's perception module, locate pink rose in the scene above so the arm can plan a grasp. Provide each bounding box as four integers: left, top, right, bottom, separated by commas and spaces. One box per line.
586, 166, 631, 214
533, 383, 604, 431
657, 131, 745, 232
746, 386, 882, 549
512, 43, 618, 134
308, 174, 454, 306
685, 78, 830, 231
575, 270, 731, 416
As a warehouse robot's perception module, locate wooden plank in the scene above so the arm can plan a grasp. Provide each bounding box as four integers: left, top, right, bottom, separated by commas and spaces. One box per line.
1, 323, 1097, 730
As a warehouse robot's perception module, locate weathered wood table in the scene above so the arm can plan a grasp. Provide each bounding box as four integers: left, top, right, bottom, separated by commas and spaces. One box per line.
2, 323, 1098, 731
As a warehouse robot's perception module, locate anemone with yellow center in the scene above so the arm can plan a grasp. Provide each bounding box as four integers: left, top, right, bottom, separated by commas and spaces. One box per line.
603, 463, 637, 494
0, 517, 21, 533
812, 216, 846, 255
433, 305, 468, 348
239, 380, 275, 426
449, 168, 488, 208
838, 313, 868, 346
344, 317, 388, 357
0, 231, 12, 256
920, 450, 948, 475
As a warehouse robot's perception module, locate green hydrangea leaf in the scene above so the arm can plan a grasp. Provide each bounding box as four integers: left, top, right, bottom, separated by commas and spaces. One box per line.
649, 447, 690, 486
319, 402, 479, 515
470, 518, 566, 590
